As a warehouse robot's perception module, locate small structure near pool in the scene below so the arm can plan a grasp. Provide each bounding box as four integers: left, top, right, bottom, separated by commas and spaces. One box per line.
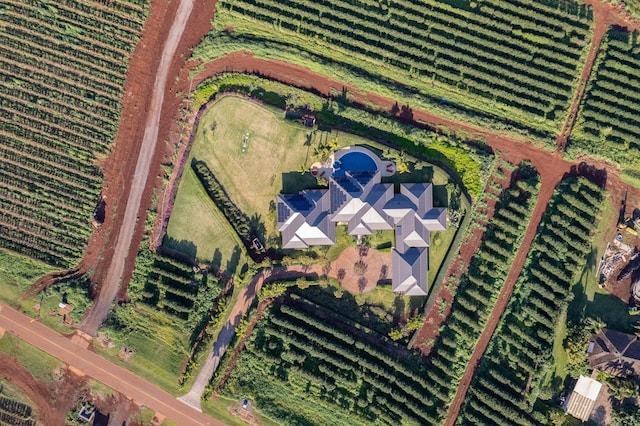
277, 146, 446, 296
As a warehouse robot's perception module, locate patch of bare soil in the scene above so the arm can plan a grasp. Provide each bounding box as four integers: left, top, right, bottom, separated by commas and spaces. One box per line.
0, 356, 87, 425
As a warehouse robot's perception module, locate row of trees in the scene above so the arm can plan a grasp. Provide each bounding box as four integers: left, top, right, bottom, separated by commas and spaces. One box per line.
219, 0, 590, 121
458, 176, 605, 425
0, 0, 147, 267
191, 160, 253, 242
411, 162, 541, 423
571, 27, 640, 167
0, 396, 35, 426
224, 290, 437, 425
139, 252, 223, 325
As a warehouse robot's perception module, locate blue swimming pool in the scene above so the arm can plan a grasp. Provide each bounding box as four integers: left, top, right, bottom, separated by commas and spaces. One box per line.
333, 151, 377, 176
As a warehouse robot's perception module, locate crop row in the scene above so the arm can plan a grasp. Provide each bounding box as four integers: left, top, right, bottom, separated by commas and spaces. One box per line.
239, 297, 437, 425
0, 0, 147, 266
415, 163, 540, 423
217, 0, 591, 123
459, 177, 604, 425
571, 26, 640, 165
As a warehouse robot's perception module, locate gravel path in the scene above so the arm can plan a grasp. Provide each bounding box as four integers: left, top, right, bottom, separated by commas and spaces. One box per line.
80, 0, 195, 335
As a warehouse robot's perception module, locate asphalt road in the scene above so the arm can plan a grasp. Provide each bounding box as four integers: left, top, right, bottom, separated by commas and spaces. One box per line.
0, 304, 222, 426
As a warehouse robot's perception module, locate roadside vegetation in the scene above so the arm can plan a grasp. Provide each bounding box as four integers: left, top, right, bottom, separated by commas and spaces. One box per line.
0, 333, 61, 384
0, 249, 54, 307
0, 0, 148, 267
97, 242, 229, 394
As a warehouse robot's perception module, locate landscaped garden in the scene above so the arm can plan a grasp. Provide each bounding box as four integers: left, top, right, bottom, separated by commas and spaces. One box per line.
165, 93, 466, 281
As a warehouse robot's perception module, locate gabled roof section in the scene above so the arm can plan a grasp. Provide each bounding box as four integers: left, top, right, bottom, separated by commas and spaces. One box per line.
277, 190, 335, 248
566, 376, 602, 421
382, 194, 415, 224
401, 183, 433, 215
396, 214, 430, 252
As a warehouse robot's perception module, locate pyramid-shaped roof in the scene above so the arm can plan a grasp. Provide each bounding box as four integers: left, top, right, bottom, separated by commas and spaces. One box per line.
392, 248, 428, 296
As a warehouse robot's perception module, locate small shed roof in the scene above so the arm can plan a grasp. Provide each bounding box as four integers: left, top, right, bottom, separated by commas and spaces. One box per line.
565, 376, 602, 421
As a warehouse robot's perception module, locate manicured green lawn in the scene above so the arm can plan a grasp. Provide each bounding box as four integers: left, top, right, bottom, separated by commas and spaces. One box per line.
171, 95, 453, 250
0, 249, 55, 308
166, 167, 245, 267
0, 333, 61, 384
188, 96, 359, 238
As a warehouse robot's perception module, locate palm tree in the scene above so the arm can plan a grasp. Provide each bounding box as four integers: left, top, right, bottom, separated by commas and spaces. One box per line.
608, 377, 639, 403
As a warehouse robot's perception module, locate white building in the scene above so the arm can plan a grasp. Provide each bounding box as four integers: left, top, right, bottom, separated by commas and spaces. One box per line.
565, 375, 603, 422
277, 146, 446, 296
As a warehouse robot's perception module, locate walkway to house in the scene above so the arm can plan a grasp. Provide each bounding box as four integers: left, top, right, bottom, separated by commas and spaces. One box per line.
178, 245, 391, 410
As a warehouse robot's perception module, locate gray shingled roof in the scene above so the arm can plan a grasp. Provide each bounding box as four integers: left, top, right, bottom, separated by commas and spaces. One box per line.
277, 147, 447, 296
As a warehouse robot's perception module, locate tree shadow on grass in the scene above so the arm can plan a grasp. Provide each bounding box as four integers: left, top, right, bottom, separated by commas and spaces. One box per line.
162, 236, 198, 261
281, 172, 323, 194
210, 248, 222, 271
249, 213, 267, 242
226, 246, 242, 277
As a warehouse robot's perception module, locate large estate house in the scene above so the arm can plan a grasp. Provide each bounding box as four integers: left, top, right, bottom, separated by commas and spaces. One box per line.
276, 146, 447, 296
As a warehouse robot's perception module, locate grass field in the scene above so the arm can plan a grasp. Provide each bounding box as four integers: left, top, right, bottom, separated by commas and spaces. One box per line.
0, 333, 61, 384
0, 249, 55, 308
95, 304, 191, 395
165, 167, 245, 267
169, 95, 453, 269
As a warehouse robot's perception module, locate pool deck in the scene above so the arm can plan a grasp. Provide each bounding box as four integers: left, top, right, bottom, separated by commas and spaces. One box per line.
311, 146, 395, 178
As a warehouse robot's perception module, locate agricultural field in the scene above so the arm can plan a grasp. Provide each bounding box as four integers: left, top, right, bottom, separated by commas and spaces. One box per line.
0, 0, 147, 267
0, 379, 37, 426
195, 0, 593, 139
97, 248, 228, 393
570, 27, 640, 180
218, 163, 539, 424
222, 286, 436, 425
459, 177, 605, 425
0, 395, 35, 426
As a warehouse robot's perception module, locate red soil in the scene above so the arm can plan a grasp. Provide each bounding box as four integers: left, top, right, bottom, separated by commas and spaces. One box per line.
0, 356, 85, 425
413, 164, 513, 353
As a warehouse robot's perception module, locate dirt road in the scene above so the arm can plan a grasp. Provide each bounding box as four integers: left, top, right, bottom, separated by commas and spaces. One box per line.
79, 0, 196, 335
0, 303, 222, 426
443, 171, 566, 424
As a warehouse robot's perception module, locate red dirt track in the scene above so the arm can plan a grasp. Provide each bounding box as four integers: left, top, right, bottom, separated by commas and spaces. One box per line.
77, 0, 219, 334
19, 0, 640, 423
